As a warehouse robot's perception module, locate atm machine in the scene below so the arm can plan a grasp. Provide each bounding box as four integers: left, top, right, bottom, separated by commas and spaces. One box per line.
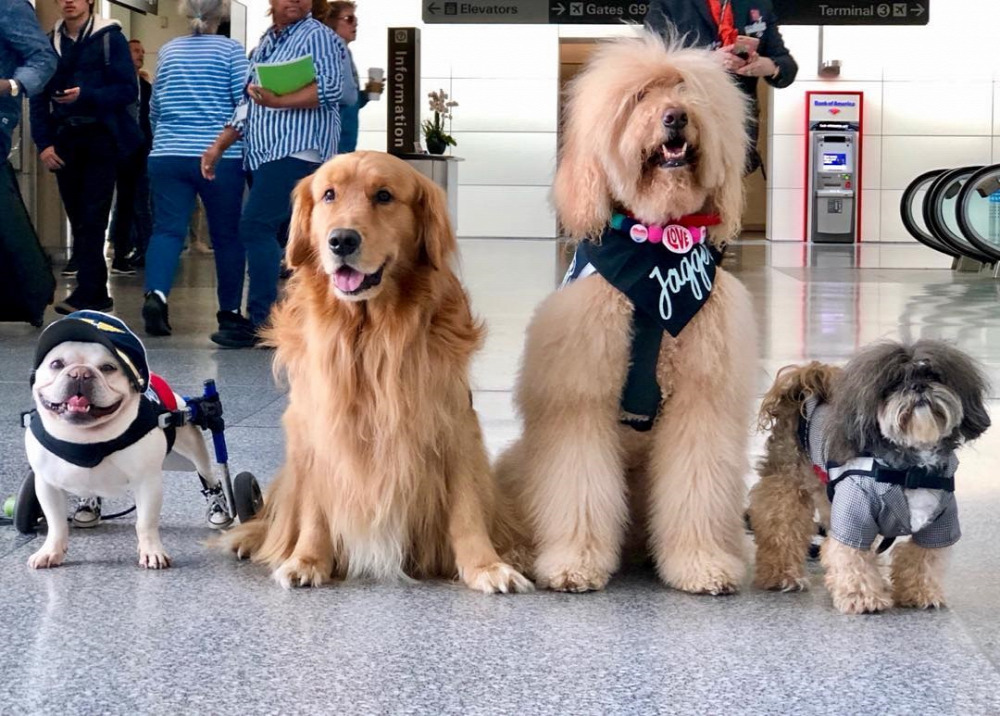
804, 92, 863, 243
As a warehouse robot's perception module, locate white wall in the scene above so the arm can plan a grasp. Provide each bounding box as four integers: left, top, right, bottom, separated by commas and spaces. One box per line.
767, 0, 1000, 242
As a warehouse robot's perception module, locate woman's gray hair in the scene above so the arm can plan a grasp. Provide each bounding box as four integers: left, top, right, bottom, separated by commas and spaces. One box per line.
179, 0, 230, 35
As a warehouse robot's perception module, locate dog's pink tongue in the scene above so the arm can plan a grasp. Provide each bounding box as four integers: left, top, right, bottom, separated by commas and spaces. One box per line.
67, 395, 91, 412
334, 266, 365, 293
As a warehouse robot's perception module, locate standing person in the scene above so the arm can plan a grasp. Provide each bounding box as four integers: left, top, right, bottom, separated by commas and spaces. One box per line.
139, 0, 248, 338
0, 0, 58, 325
108, 38, 153, 275
325, 1, 383, 153
202, 0, 346, 348
29, 0, 144, 314
645, 0, 797, 175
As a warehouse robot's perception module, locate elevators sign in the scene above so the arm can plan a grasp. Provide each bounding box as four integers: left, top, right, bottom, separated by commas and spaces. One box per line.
387, 28, 422, 155
808, 93, 862, 124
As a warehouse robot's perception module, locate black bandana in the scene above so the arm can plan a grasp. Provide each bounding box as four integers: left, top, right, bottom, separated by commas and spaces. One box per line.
27, 396, 174, 469
564, 224, 721, 430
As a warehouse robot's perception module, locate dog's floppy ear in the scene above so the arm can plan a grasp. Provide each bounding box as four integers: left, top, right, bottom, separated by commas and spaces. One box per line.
918, 340, 993, 442
286, 173, 317, 269
416, 172, 457, 270
552, 131, 611, 239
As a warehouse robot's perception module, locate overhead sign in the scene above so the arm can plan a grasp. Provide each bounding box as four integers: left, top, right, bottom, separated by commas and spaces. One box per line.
422, 0, 647, 24
387, 28, 423, 155
774, 1, 928, 25
108, 0, 158, 14
423, 0, 929, 25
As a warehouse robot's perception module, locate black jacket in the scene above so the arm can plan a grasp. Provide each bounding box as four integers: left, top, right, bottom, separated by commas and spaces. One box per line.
28, 16, 143, 159
645, 0, 797, 173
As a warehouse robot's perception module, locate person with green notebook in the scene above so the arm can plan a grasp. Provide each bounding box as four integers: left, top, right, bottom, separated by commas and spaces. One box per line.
201, 0, 347, 348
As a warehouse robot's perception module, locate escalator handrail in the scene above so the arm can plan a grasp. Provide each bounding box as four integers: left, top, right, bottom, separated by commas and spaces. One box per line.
900, 169, 961, 258
922, 165, 996, 263
955, 163, 1000, 263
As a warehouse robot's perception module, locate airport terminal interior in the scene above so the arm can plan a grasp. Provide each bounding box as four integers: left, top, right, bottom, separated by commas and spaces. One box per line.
3, 0, 1000, 713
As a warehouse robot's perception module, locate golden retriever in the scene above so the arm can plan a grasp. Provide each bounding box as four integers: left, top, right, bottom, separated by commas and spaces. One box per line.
219, 152, 531, 593
496, 34, 758, 594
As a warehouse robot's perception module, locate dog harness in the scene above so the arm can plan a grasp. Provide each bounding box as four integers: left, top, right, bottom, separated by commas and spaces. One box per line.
798, 396, 961, 552
25, 374, 180, 469
562, 213, 722, 431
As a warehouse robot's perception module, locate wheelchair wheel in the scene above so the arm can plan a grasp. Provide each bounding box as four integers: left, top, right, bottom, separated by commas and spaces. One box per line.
233, 472, 263, 523
14, 471, 44, 535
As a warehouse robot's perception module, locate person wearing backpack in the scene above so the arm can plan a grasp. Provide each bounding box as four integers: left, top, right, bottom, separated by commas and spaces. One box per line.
29, 0, 144, 314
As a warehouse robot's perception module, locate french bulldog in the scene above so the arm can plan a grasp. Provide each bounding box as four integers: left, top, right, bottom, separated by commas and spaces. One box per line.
24, 311, 230, 570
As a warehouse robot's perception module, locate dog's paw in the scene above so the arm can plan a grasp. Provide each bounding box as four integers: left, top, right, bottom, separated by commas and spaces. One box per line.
893, 588, 946, 610
138, 546, 171, 570
273, 556, 330, 589
662, 557, 744, 596
832, 589, 893, 615
27, 544, 67, 569
462, 562, 534, 594
536, 566, 610, 593
754, 569, 810, 593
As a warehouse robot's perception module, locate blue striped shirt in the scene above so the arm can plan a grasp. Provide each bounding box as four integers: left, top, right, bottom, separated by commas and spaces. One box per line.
231, 16, 345, 172
149, 34, 247, 160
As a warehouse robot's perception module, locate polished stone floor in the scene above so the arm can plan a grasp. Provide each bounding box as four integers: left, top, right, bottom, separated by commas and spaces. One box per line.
1, 241, 1000, 714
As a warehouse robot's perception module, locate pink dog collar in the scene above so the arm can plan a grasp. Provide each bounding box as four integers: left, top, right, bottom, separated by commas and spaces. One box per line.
611, 212, 720, 254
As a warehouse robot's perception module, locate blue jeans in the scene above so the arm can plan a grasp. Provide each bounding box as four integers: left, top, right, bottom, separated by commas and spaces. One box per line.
145, 156, 246, 312
241, 157, 319, 327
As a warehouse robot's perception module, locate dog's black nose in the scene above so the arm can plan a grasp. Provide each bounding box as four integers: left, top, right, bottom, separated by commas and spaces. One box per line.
662, 108, 688, 130
329, 229, 362, 257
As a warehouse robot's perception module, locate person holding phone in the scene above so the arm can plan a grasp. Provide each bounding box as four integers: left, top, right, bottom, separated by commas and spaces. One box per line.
29, 0, 144, 313
645, 0, 798, 175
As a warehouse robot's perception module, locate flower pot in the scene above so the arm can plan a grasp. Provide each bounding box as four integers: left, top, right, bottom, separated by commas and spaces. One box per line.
426, 135, 448, 155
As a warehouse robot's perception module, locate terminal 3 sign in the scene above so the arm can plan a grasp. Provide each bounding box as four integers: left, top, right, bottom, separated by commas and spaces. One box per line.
422, 0, 929, 25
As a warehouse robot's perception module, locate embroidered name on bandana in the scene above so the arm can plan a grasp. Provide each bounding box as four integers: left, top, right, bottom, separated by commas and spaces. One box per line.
566, 224, 718, 337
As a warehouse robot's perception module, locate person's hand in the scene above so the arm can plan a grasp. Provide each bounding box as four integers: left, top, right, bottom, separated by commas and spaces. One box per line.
201, 145, 222, 181
363, 80, 384, 95
52, 87, 81, 104
715, 45, 748, 73
248, 84, 282, 108
737, 55, 779, 78
0, 80, 12, 98
40, 146, 65, 171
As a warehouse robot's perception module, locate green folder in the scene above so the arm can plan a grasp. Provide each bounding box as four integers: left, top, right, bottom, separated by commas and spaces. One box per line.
256, 54, 317, 95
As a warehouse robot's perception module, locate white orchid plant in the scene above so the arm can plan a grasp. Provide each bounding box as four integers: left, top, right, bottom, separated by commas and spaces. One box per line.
422, 89, 459, 149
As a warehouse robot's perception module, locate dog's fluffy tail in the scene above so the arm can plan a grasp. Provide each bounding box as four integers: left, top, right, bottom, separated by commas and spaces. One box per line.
757, 362, 841, 433
212, 517, 269, 561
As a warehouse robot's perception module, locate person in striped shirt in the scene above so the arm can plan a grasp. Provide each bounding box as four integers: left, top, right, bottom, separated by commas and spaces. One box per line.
140, 0, 249, 338
202, 0, 346, 348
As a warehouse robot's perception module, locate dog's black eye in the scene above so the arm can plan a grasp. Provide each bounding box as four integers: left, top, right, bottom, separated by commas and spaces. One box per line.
99, 364, 117, 373
49, 359, 64, 370
322, 189, 336, 203
375, 189, 393, 204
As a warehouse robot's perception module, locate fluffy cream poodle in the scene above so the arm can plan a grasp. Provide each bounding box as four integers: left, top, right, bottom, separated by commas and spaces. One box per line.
497, 34, 757, 594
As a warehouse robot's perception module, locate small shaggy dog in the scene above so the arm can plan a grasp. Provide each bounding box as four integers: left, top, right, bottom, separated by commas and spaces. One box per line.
496, 34, 758, 593
219, 152, 531, 594
749, 340, 990, 614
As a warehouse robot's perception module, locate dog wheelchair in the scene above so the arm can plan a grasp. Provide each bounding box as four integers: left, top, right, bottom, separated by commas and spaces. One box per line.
10, 379, 263, 535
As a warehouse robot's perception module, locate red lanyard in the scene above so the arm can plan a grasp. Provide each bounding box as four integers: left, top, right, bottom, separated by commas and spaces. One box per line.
707, 0, 739, 47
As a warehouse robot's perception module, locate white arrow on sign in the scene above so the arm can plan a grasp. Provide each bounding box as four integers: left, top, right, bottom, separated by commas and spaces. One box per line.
552, 2, 565, 15
912, 3, 925, 15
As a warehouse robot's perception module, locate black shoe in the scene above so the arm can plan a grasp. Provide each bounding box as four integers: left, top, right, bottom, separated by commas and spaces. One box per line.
60, 258, 78, 277
210, 311, 262, 348
110, 260, 137, 276
142, 292, 172, 336
54, 294, 114, 315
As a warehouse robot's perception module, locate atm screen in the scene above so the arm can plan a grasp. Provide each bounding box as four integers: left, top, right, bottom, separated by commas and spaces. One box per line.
822, 152, 848, 170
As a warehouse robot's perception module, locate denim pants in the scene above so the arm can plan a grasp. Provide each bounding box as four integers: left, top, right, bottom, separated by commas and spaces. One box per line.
145, 156, 246, 312
241, 157, 319, 327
